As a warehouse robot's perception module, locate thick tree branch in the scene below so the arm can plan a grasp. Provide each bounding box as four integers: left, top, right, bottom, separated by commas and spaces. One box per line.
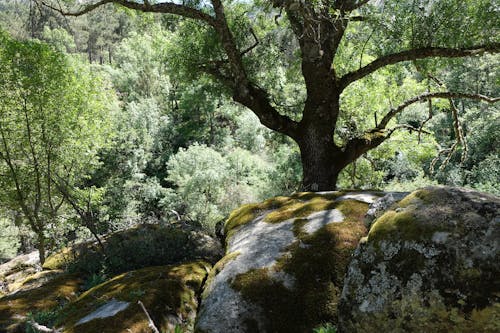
36, 0, 217, 26
377, 92, 499, 130
335, 0, 371, 12
233, 84, 299, 138
340, 44, 500, 89
340, 91, 498, 170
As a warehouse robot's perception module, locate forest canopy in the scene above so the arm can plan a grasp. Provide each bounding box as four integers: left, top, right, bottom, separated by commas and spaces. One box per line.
35, 0, 499, 191
0, 0, 498, 263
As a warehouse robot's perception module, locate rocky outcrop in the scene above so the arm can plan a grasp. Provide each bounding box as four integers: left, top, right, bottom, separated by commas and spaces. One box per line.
2, 187, 499, 333
339, 186, 500, 333
195, 191, 382, 333
60, 261, 210, 333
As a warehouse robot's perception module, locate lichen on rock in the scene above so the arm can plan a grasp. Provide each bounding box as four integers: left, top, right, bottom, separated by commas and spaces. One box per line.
339, 186, 500, 333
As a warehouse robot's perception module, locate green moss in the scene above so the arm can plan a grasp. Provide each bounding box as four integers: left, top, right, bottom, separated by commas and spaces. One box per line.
336, 200, 369, 224
59, 261, 209, 333
43, 247, 79, 271
224, 192, 350, 241
398, 188, 433, 207
264, 197, 338, 224
9, 270, 64, 292
0, 273, 82, 331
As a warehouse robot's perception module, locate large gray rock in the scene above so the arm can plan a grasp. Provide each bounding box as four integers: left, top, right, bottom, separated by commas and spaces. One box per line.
196, 191, 381, 333
339, 186, 500, 333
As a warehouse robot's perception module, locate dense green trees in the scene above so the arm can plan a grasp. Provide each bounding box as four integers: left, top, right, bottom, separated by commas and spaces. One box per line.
0, 1, 498, 260
38, 0, 499, 190
0, 30, 116, 263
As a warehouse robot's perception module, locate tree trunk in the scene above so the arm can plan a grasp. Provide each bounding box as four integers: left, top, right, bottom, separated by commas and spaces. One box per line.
37, 233, 46, 265
297, 133, 343, 191
295, 89, 346, 191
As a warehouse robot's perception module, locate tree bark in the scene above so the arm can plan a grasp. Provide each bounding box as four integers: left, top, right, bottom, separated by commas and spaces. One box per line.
297, 134, 341, 191
37, 232, 46, 265
296, 93, 343, 191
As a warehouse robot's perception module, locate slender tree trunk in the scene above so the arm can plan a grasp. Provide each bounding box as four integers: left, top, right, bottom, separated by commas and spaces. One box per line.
37, 232, 46, 265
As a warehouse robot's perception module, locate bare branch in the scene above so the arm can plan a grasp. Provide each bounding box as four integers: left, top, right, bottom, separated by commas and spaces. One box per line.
138, 301, 160, 333
377, 92, 499, 130
340, 44, 500, 89
241, 28, 259, 56
36, 0, 217, 26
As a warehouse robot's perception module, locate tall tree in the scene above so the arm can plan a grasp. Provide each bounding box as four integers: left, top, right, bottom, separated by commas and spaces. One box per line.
0, 30, 115, 263
39, 0, 499, 190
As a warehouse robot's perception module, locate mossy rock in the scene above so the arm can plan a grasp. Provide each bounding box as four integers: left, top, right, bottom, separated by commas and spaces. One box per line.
339, 186, 500, 333
43, 224, 222, 275
0, 251, 41, 296
0, 272, 82, 332
59, 261, 210, 333
197, 192, 379, 333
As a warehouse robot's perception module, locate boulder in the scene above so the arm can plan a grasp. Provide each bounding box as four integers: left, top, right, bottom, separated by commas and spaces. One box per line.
196, 191, 382, 333
339, 186, 500, 333
43, 224, 223, 274
59, 261, 210, 333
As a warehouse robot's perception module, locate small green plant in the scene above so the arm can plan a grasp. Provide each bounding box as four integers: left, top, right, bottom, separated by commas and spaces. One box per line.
128, 288, 146, 298
313, 323, 337, 333
82, 273, 107, 291
25, 308, 60, 333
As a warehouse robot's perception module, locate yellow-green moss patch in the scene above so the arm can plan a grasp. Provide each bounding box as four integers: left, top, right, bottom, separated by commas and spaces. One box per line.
8, 269, 64, 293
344, 296, 500, 333
60, 261, 210, 333
264, 196, 339, 224
224, 192, 347, 241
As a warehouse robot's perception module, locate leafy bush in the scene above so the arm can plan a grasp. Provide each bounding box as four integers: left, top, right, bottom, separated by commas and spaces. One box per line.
52, 224, 221, 276
82, 273, 108, 291
25, 307, 61, 333
313, 323, 337, 333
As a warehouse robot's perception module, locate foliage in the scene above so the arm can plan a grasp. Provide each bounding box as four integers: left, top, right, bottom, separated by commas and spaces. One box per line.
82, 273, 108, 291
313, 323, 337, 333
0, 29, 117, 263
0, 217, 20, 262
0, 1, 498, 263
25, 304, 65, 333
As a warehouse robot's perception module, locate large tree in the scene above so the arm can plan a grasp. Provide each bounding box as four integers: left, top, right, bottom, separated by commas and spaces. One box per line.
39, 0, 499, 190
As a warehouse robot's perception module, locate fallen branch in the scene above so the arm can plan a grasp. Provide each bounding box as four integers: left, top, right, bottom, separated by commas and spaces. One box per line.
27, 320, 60, 333
138, 300, 160, 333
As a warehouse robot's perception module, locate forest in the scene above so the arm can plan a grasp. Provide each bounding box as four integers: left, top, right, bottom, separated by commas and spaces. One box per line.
0, 0, 498, 280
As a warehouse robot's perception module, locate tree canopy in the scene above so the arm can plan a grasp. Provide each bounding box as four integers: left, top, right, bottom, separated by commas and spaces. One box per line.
37, 0, 499, 190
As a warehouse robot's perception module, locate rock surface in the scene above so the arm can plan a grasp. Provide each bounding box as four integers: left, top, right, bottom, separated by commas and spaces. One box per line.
60, 261, 210, 333
196, 191, 382, 333
0, 251, 40, 296
339, 186, 500, 333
